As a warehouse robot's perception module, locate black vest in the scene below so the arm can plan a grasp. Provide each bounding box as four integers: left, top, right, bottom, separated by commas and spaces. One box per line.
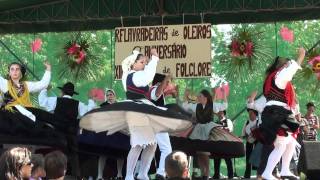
196, 103, 213, 124
152, 94, 165, 107
126, 73, 150, 100
54, 97, 79, 123
265, 79, 287, 103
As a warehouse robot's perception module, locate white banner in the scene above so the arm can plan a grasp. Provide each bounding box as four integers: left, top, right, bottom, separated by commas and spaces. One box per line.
114, 23, 212, 79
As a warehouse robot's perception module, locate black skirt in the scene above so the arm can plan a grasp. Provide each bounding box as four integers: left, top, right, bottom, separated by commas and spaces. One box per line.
0, 107, 67, 147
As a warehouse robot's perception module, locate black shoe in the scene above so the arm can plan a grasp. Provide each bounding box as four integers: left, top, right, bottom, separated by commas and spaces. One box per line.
280, 175, 299, 180
155, 174, 165, 180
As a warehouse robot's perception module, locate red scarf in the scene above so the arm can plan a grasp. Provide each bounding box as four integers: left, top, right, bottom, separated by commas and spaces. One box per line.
263, 69, 296, 108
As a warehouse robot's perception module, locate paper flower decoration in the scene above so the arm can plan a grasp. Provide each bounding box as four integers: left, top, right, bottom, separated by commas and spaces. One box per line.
223, 27, 271, 82
58, 33, 101, 80
308, 56, 320, 79
280, 27, 294, 43
31, 38, 42, 53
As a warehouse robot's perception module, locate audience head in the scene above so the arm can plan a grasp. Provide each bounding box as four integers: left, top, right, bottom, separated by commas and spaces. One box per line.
0, 147, 33, 180
105, 89, 116, 104
44, 151, 67, 180
31, 154, 46, 179
306, 102, 315, 113
165, 151, 189, 179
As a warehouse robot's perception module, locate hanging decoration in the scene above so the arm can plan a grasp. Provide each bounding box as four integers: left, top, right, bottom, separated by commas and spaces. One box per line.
223, 26, 272, 82
279, 26, 294, 43
30, 38, 42, 53
58, 33, 101, 80
214, 83, 230, 100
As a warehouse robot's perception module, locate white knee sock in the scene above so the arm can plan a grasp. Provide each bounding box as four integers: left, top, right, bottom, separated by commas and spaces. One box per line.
97, 156, 106, 179
280, 136, 296, 176
156, 133, 172, 176
117, 158, 124, 177
125, 146, 143, 180
262, 136, 287, 180
137, 144, 157, 180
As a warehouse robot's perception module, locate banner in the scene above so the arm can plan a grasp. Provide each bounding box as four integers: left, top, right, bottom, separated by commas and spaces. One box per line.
114, 23, 212, 79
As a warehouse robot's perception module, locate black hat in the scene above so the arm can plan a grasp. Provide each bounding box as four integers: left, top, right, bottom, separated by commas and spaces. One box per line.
58, 82, 78, 95
247, 108, 258, 116
152, 73, 166, 86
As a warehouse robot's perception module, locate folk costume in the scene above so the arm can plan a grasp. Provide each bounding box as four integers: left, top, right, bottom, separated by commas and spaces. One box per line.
38, 82, 96, 176
79, 50, 192, 180
0, 67, 61, 138
259, 59, 301, 180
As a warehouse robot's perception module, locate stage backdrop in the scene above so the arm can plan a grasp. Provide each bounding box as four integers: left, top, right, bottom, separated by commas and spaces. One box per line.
114, 23, 212, 79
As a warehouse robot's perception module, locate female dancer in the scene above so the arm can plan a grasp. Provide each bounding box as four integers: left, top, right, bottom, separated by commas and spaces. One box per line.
0, 61, 56, 136
80, 48, 191, 180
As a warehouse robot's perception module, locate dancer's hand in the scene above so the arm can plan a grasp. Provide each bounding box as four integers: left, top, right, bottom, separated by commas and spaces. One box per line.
44, 61, 51, 71
150, 48, 159, 57
297, 47, 306, 65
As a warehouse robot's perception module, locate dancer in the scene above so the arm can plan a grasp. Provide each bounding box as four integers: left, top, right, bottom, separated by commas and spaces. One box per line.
259, 48, 305, 180
150, 73, 173, 180
182, 89, 228, 180
38, 82, 96, 176
0, 61, 60, 136
79, 48, 191, 180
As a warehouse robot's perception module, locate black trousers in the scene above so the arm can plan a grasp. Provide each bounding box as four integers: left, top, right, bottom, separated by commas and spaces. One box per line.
257, 144, 274, 175
244, 142, 255, 178
213, 158, 233, 178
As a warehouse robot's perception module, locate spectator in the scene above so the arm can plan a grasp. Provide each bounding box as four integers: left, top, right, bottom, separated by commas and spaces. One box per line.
304, 102, 319, 141
165, 151, 190, 180
241, 107, 259, 178
30, 154, 46, 180
213, 110, 234, 179
44, 151, 67, 180
0, 147, 33, 180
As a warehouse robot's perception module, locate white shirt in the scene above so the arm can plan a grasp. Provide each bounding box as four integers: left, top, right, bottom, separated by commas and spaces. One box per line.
38, 89, 96, 118
219, 117, 234, 132
0, 70, 51, 93
122, 55, 160, 101
0, 70, 51, 121
247, 96, 266, 125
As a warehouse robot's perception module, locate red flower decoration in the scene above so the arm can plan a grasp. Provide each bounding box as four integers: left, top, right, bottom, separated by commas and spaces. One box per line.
245, 41, 254, 57
75, 50, 86, 64
280, 27, 294, 43
231, 40, 240, 57
67, 44, 80, 55
31, 38, 42, 53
